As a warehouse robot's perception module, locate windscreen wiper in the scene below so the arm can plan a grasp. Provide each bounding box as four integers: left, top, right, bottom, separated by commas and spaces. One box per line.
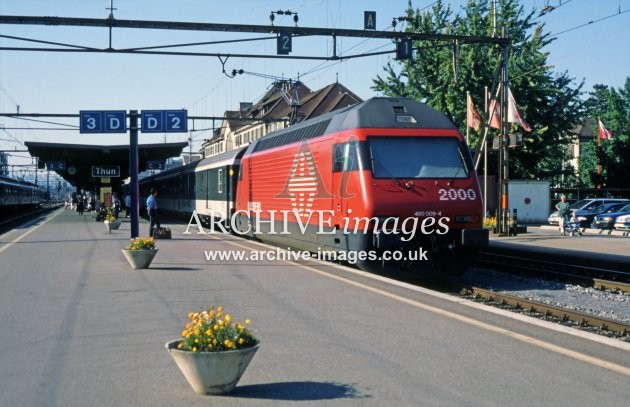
369, 150, 402, 187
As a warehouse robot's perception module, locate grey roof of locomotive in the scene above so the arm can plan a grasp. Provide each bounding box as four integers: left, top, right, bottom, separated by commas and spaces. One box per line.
250, 97, 458, 154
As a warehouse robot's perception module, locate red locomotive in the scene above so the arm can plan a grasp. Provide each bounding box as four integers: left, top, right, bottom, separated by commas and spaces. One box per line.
233, 97, 488, 274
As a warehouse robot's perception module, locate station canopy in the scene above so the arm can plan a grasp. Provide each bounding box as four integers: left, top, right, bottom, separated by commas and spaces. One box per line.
25, 141, 188, 188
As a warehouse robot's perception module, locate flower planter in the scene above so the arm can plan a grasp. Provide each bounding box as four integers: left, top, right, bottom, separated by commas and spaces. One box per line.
105, 220, 121, 233
165, 340, 259, 395
121, 248, 158, 269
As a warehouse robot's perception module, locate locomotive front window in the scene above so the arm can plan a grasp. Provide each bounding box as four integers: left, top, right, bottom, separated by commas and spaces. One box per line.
368, 136, 470, 179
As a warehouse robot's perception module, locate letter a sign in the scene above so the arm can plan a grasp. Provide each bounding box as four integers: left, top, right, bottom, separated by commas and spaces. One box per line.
364, 11, 376, 30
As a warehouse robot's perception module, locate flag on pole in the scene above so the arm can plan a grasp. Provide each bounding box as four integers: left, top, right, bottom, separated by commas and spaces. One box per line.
467, 93, 482, 131
598, 119, 613, 140
488, 96, 501, 129
507, 88, 532, 132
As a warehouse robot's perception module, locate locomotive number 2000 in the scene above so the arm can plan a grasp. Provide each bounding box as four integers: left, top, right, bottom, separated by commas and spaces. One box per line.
438, 188, 477, 201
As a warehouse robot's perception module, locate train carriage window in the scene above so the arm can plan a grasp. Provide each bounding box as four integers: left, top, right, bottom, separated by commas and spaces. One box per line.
218, 169, 224, 194
188, 173, 195, 198
368, 136, 470, 179
197, 171, 207, 199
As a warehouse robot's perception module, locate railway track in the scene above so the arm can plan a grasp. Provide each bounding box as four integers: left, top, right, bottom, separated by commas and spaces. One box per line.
398, 245, 630, 340
0, 204, 60, 234
457, 247, 630, 339
461, 286, 630, 339
402, 274, 630, 340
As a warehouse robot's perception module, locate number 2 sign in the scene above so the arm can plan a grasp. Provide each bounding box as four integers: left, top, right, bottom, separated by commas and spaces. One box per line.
277, 32, 292, 55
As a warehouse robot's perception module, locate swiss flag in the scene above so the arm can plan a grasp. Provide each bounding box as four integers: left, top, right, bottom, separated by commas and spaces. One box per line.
488, 97, 501, 129
598, 119, 613, 140
507, 88, 532, 132
467, 93, 482, 131
487, 87, 533, 132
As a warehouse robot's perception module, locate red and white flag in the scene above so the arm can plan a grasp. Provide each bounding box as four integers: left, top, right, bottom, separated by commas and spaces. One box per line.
467, 93, 482, 131
598, 119, 613, 140
488, 96, 501, 129
507, 88, 532, 132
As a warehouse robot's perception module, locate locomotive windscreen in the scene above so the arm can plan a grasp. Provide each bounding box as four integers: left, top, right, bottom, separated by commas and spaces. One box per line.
368, 136, 471, 179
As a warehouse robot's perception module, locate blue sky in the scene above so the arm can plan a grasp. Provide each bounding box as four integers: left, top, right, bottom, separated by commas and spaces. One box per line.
1, 0, 628, 168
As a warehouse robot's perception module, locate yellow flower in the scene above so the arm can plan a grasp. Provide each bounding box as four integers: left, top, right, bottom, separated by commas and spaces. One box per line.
178, 306, 257, 352
126, 236, 155, 250
245, 319, 251, 325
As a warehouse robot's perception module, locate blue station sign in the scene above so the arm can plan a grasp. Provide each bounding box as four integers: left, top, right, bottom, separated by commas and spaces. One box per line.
141, 110, 188, 133
46, 161, 66, 171
147, 160, 166, 170
80, 110, 127, 133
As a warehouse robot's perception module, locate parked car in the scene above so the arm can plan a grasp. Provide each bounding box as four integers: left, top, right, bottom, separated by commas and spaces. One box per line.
567, 202, 627, 228
614, 213, 630, 232
547, 198, 629, 226
592, 203, 630, 230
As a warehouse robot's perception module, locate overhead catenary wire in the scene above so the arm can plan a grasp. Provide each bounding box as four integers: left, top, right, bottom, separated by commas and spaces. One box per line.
550, 9, 629, 37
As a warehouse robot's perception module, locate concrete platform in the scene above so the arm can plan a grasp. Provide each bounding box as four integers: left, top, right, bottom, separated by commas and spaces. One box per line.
487, 225, 630, 272
1, 209, 629, 407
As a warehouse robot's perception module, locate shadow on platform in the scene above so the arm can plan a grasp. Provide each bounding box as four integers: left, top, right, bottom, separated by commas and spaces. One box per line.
230, 381, 369, 401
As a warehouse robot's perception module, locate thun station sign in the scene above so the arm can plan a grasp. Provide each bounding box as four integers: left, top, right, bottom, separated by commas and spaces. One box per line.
92, 165, 120, 178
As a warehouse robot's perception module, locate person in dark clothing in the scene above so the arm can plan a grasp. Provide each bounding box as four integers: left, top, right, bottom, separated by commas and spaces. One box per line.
146, 188, 159, 237
77, 198, 84, 216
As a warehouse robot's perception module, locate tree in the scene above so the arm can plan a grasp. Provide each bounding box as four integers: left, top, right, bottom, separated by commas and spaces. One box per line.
579, 78, 630, 188
372, 0, 584, 181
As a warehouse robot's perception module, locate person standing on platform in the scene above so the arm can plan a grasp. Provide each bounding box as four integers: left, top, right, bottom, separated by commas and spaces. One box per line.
77, 197, 84, 215
112, 193, 121, 219
124, 193, 131, 218
147, 188, 160, 237
555, 194, 570, 235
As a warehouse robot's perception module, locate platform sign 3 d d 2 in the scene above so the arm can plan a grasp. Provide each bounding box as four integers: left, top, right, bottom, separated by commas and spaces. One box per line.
141, 110, 188, 133
80, 111, 127, 133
